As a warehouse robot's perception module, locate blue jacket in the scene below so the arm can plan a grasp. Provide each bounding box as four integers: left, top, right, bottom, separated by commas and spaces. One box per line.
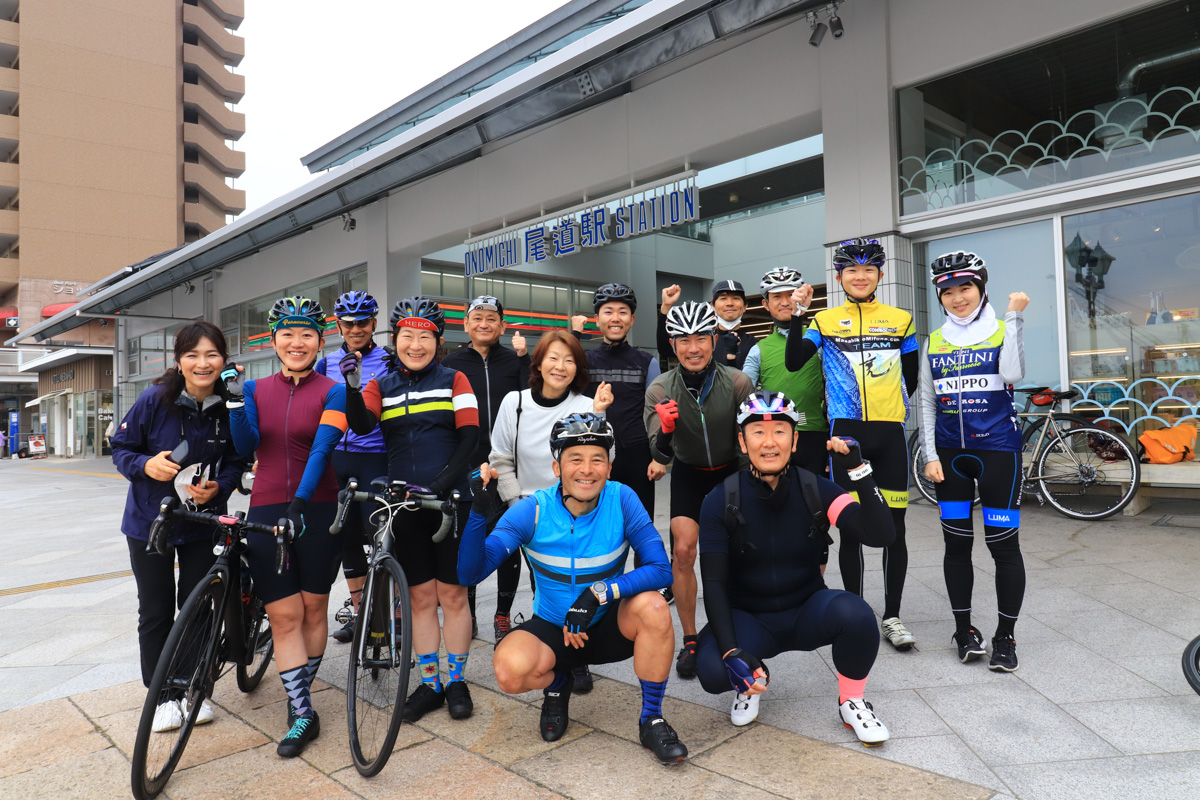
111, 385, 250, 544
315, 341, 389, 453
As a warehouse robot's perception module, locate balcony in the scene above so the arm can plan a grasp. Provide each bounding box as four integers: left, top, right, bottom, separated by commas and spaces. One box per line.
183, 4, 244, 66
184, 162, 245, 213
183, 43, 245, 103
0, 256, 16, 294
0, 160, 16, 204
0, 19, 17, 69
183, 122, 244, 176
0, 207, 16, 236
184, 199, 227, 237
183, 83, 245, 140
198, 0, 244, 30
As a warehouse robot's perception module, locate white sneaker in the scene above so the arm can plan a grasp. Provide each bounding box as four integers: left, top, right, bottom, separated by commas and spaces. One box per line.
730, 692, 760, 726
181, 697, 214, 725
151, 700, 183, 732
881, 617, 915, 651
839, 698, 889, 746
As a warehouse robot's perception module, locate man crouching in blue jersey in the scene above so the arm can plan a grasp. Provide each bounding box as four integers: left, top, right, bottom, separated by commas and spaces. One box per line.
459, 412, 688, 764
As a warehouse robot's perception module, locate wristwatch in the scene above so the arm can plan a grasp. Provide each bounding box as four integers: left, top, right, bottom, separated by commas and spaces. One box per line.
591, 581, 609, 605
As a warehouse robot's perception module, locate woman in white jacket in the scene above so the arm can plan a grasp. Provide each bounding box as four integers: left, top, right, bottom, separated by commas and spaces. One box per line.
488, 329, 612, 691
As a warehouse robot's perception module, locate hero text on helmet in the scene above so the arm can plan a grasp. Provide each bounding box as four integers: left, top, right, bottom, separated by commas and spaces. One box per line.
592, 283, 637, 314
737, 390, 801, 428
931, 251, 988, 292
549, 412, 615, 460
665, 301, 718, 337
333, 290, 379, 321
268, 296, 326, 333
760, 267, 804, 295
833, 238, 886, 270
390, 296, 446, 337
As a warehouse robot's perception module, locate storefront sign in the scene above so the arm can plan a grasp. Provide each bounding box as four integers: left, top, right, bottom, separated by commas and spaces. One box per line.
51, 369, 75, 384
52, 281, 83, 295
463, 172, 699, 276
4, 316, 16, 328
7, 411, 16, 449
28, 434, 46, 455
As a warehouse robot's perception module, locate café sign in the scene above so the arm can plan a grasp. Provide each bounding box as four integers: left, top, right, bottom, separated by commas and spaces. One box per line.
464, 172, 699, 276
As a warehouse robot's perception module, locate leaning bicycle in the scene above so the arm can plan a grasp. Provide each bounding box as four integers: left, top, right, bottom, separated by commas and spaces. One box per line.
330, 477, 459, 777
130, 499, 288, 800
1182, 634, 1200, 696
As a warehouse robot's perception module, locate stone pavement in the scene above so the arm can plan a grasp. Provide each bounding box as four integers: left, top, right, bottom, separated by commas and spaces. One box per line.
3, 455, 1200, 798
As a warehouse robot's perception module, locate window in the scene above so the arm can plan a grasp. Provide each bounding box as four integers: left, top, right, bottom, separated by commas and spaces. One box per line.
220, 305, 240, 355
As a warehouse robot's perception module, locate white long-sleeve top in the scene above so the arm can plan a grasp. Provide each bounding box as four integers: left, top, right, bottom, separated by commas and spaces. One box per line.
488, 389, 597, 503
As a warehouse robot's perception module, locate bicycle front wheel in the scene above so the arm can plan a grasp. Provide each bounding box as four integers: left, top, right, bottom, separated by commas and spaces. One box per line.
131, 570, 228, 800
1034, 426, 1140, 520
236, 591, 274, 692
1182, 635, 1200, 696
909, 434, 980, 507
346, 555, 412, 777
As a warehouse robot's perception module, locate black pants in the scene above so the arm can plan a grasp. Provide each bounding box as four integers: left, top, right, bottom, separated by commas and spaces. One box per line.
792, 429, 831, 476
332, 450, 389, 581
934, 447, 1026, 632
127, 535, 218, 688
829, 419, 909, 620
612, 440, 657, 567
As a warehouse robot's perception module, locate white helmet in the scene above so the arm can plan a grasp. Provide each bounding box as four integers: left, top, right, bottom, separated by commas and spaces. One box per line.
665, 301, 718, 337
760, 267, 804, 295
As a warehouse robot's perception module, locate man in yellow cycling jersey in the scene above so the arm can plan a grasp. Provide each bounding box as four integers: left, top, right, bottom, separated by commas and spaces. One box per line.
785, 238, 920, 651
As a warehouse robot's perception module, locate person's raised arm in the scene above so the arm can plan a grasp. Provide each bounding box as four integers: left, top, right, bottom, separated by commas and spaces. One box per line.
428, 372, 480, 495
999, 293, 1028, 385
785, 317, 820, 372
822, 439, 895, 548
225, 374, 260, 456
901, 319, 920, 397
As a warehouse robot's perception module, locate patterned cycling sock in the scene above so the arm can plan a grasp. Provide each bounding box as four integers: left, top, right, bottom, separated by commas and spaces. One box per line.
417, 652, 442, 692
447, 652, 468, 683
546, 669, 569, 692
639, 678, 667, 724
838, 673, 868, 705
304, 653, 323, 690
280, 665, 312, 719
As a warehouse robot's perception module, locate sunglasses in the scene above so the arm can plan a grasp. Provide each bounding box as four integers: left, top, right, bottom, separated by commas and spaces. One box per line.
339, 318, 375, 329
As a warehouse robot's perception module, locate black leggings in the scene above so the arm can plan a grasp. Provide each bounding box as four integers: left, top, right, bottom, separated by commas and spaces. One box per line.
332, 449, 389, 581
127, 535, 217, 687
830, 419, 909, 619
934, 447, 1025, 635
696, 589, 880, 693
612, 440, 657, 567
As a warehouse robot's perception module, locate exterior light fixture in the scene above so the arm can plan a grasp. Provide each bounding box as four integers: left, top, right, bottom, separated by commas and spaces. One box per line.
342, 213, 357, 232
828, 3, 844, 38
808, 11, 827, 47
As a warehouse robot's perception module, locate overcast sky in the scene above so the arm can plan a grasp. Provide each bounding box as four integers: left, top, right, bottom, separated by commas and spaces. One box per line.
235, 0, 568, 210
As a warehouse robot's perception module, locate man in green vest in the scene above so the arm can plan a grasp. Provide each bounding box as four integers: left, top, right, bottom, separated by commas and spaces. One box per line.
741, 267, 828, 474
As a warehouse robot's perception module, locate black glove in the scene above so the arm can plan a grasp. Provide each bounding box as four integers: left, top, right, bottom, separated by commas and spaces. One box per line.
221, 362, 245, 404
720, 331, 739, 361
829, 437, 866, 476
339, 352, 362, 391
723, 647, 769, 694
405, 484, 438, 504
469, 468, 505, 526
564, 586, 601, 634
286, 497, 308, 540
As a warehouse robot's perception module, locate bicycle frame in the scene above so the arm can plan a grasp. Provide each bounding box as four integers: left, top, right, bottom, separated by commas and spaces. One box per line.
1020, 407, 1083, 494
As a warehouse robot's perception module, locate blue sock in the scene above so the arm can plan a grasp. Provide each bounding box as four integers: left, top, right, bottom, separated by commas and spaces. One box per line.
280, 664, 311, 718
546, 669, 569, 692
417, 652, 442, 692
447, 651, 468, 683
639, 678, 667, 724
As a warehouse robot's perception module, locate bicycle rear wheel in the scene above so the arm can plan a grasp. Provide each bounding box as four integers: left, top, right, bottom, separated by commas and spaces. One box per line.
1020, 414, 1090, 456
131, 570, 228, 800
909, 432, 980, 507
1182, 635, 1200, 696
236, 591, 273, 692
346, 555, 412, 777
1034, 426, 1140, 520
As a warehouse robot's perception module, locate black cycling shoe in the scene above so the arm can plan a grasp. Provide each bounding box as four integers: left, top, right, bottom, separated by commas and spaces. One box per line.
952, 627, 987, 663
639, 715, 688, 764
330, 618, 356, 644
989, 634, 1019, 672
540, 673, 574, 742
402, 684, 446, 723
675, 637, 699, 679
277, 711, 320, 758
445, 680, 474, 720
572, 664, 594, 694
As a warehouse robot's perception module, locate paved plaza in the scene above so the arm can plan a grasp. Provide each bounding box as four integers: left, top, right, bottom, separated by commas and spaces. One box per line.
2, 455, 1200, 799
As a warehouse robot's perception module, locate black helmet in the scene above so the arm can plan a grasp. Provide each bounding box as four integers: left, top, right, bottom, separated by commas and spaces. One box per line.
833, 238, 886, 270
931, 251, 988, 292
389, 296, 445, 336
268, 296, 326, 332
549, 412, 615, 460
592, 283, 637, 314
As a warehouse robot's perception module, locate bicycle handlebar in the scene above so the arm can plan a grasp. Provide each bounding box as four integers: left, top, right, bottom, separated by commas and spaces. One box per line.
147, 497, 292, 574
331, 478, 460, 543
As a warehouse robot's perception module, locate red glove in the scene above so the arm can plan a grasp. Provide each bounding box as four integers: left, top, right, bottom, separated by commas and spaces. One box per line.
655, 399, 679, 434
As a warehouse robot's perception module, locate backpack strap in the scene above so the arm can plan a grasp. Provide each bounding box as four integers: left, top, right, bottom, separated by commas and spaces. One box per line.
722, 472, 754, 554
514, 390, 524, 482
798, 468, 834, 546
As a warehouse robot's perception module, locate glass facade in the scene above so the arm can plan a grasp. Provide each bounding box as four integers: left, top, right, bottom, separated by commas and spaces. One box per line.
898, 1, 1200, 215
422, 264, 599, 337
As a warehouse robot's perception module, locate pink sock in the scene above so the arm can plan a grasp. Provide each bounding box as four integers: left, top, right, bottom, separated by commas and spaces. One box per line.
838, 673, 868, 704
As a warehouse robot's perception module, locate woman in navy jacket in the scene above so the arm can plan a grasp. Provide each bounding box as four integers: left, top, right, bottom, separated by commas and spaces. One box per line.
111, 320, 248, 732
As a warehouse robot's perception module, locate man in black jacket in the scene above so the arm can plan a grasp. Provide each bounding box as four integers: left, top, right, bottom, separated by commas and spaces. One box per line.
442, 296, 529, 643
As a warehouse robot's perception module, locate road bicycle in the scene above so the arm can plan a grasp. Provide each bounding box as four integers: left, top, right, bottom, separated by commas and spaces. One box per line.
909, 388, 1139, 520
1182, 635, 1200, 696
131, 500, 288, 800
330, 477, 459, 777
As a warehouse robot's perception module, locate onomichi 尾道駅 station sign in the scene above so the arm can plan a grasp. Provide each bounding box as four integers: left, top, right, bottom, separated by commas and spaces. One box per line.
463, 172, 699, 276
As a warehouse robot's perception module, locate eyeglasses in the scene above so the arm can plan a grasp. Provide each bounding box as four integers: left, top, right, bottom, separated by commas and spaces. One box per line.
339, 318, 375, 329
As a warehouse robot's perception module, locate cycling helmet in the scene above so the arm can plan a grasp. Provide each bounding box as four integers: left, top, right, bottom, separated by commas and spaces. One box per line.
549, 412, 615, 460
592, 283, 637, 314
711, 279, 746, 301
760, 267, 804, 295
333, 290, 379, 321
665, 301, 718, 337
931, 251, 988, 292
390, 296, 446, 336
737, 390, 800, 427
466, 295, 505, 317
833, 238, 886, 270
268, 296, 326, 333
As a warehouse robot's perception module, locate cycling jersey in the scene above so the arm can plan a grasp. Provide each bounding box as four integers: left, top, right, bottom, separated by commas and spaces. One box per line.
441, 343, 530, 492
743, 326, 826, 432
644, 364, 754, 468
458, 481, 671, 627
584, 338, 660, 444
315, 340, 390, 453
228, 371, 347, 507
919, 312, 1025, 454
793, 300, 919, 424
